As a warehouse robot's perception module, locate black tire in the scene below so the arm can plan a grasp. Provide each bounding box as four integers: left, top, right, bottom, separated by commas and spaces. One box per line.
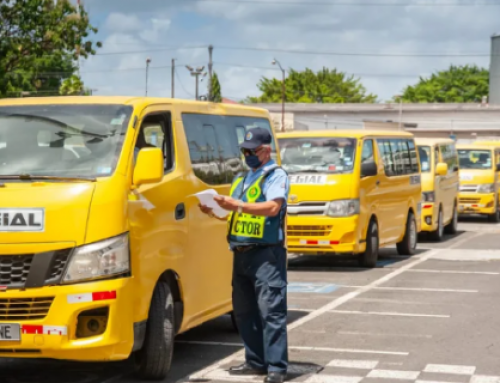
429, 207, 444, 242
358, 220, 379, 268
445, 202, 458, 234
230, 311, 239, 333
134, 282, 175, 380
488, 197, 500, 222
397, 211, 418, 256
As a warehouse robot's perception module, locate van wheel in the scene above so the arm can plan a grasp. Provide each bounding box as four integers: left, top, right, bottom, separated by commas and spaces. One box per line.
397, 211, 417, 256
358, 220, 379, 268
429, 207, 444, 242
488, 198, 500, 223
134, 282, 174, 380
230, 311, 239, 333
445, 203, 458, 234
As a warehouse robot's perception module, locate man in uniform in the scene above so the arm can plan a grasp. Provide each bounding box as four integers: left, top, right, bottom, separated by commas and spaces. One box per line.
198, 127, 290, 383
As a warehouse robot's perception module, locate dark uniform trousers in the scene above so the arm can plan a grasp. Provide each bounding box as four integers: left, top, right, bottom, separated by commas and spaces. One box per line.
232, 244, 288, 373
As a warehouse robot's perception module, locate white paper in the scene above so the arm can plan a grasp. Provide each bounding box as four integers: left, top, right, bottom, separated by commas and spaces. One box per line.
192, 189, 230, 218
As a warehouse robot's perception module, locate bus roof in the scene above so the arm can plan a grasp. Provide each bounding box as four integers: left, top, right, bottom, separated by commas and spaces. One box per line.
415, 137, 455, 146
457, 144, 496, 151
277, 129, 415, 139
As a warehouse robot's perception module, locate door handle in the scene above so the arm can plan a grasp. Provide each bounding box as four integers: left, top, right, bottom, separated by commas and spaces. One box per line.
376, 180, 380, 186
175, 203, 185, 220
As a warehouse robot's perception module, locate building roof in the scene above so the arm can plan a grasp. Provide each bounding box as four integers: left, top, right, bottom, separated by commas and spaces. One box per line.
248, 103, 500, 113
277, 129, 414, 139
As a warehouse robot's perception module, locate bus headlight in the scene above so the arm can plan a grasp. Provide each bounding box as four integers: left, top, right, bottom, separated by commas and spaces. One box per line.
326, 199, 360, 217
422, 192, 435, 202
478, 183, 495, 194
62, 233, 130, 284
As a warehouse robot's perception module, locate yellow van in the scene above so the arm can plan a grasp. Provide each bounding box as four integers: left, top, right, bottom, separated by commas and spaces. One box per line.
415, 138, 459, 241
0, 96, 280, 379
277, 130, 422, 268
457, 142, 500, 221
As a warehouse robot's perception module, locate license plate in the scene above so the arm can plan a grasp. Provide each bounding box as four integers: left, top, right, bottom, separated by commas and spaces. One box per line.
0, 324, 21, 341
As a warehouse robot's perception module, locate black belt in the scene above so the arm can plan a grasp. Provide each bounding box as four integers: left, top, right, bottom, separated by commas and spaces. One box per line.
234, 245, 260, 253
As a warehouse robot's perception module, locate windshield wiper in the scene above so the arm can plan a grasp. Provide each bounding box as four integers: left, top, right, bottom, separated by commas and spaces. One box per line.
0, 174, 96, 182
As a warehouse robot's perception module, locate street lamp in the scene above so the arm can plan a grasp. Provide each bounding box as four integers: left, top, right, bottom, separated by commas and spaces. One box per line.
186, 65, 207, 100
145, 57, 152, 97
272, 58, 286, 132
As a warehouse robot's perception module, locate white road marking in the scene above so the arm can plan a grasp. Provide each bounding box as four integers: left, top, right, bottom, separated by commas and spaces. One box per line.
184, 233, 480, 383
408, 269, 500, 275
338, 331, 432, 339
424, 364, 476, 375
337, 285, 478, 293
305, 376, 363, 383
471, 376, 500, 383
415, 381, 461, 383
204, 369, 262, 382
328, 310, 450, 318
327, 359, 379, 369
175, 340, 409, 355
367, 369, 421, 380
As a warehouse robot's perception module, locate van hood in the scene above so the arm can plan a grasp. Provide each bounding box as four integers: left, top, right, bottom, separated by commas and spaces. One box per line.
459, 169, 495, 185
0, 182, 95, 245
287, 173, 354, 203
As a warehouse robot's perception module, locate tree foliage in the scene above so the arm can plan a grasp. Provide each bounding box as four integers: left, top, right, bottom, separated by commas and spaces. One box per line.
246, 67, 377, 103
59, 74, 88, 95
211, 71, 222, 103
0, 0, 101, 98
396, 65, 489, 103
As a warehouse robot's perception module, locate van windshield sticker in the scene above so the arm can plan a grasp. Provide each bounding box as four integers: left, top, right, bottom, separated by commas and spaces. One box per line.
289, 175, 327, 185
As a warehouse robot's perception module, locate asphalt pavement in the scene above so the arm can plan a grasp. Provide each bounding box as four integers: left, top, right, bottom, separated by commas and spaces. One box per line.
2, 216, 500, 383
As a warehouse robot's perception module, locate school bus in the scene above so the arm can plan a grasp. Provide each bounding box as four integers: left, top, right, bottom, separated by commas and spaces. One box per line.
0, 96, 280, 379
277, 130, 422, 268
415, 138, 459, 240
457, 142, 500, 221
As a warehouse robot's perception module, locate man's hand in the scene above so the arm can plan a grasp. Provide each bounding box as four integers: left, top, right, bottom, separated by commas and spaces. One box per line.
214, 195, 239, 212
198, 204, 214, 216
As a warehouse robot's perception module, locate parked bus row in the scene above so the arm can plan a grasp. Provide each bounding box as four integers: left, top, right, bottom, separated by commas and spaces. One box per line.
0, 96, 498, 379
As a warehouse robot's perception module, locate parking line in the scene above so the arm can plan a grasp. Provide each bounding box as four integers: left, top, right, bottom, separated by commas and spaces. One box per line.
183, 233, 479, 383
408, 269, 500, 275
328, 310, 450, 318
175, 340, 409, 356
337, 285, 478, 293
367, 369, 421, 380
338, 331, 433, 339
424, 364, 476, 375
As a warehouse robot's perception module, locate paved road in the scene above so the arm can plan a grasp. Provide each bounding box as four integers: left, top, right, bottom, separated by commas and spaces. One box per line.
2, 216, 500, 383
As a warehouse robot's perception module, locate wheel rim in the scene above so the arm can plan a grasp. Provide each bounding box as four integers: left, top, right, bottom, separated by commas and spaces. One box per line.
409, 219, 417, 249
438, 211, 444, 237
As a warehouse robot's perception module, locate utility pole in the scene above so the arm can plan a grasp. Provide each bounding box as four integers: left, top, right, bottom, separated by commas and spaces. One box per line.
395, 94, 403, 130
171, 58, 176, 98
185, 65, 207, 100
145, 58, 151, 97
272, 58, 286, 132
208, 45, 214, 101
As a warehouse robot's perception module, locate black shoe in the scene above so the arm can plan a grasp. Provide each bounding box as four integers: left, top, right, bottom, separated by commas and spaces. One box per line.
264, 371, 286, 383
228, 363, 267, 375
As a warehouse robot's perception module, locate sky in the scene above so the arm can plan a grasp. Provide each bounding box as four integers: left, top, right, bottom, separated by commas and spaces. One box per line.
78, 0, 500, 103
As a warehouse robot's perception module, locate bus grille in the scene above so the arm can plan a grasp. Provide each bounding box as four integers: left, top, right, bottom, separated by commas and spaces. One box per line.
288, 225, 333, 237
0, 255, 33, 287
0, 297, 54, 321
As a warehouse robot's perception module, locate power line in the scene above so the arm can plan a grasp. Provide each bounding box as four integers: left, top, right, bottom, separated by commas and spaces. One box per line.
215, 46, 493, 57
175, 69, 195, 98
181, 0, 500, 5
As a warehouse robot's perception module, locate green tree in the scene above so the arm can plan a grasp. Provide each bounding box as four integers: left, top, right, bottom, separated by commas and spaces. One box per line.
396, 65, 489, 103
59, 74, 89, 95
211, 71, 222, 103
0, 0, 101, 98
246, 67, 377, 103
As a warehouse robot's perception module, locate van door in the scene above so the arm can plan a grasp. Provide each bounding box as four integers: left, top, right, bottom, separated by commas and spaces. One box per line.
127, 105, 192, 322
359, 139, 379, 243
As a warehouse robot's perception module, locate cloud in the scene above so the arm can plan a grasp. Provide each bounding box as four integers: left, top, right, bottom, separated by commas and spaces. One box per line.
79, 0, 498, 103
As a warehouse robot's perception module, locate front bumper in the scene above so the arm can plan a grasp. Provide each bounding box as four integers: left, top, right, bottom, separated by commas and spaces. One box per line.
420, 203, 437, 232
286, 215, 363, 254
0, 277, 135, 361
458, 193, 496, 215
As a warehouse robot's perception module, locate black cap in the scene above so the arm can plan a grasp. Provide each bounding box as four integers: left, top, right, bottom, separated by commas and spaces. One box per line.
240, 127, 272, 150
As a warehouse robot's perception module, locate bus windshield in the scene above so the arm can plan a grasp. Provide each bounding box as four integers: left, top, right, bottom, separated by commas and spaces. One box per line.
418, 146, 431, 173
278, 137, 357, 174
458, 149, 492, 170
0, 104, 132, 178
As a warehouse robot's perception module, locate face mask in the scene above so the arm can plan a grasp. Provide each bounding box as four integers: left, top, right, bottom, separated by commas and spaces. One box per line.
245, 155, 262, 169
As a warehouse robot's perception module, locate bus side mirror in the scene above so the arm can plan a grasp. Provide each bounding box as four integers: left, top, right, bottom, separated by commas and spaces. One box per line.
436, 162, 448, 176
361, 161, 378, 178
133, 148, 164, 187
